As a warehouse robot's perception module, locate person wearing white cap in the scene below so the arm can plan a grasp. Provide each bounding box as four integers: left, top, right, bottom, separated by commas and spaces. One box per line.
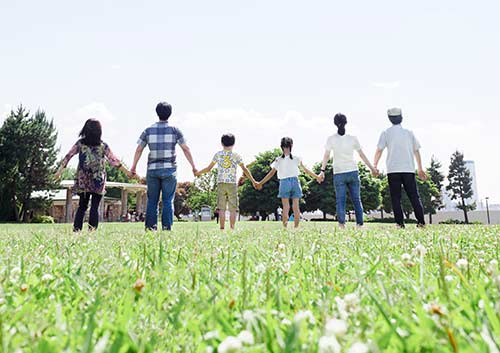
373, 108, 427, 228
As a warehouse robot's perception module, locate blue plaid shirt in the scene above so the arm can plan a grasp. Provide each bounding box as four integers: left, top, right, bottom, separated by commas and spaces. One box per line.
137, 121, 186, 170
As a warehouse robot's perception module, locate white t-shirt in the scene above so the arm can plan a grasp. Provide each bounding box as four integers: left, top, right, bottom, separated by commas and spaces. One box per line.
325, 134, 362, 174
377, 125, 421, 174
272, 155, 301, 179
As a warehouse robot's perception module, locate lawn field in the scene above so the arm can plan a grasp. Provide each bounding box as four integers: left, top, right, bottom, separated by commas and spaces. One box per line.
0, 222, 499, 353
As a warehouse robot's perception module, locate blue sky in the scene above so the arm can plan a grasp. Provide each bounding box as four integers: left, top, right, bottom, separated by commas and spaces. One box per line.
1, 0, 499, 203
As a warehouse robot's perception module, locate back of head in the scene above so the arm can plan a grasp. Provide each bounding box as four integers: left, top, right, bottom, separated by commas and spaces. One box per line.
280, 136, 294, 159
79, 119, 102, 146
333, 113, 347, 136
156, 102, 172, 121
221, 133, 236, 147
387, 107, 403, 125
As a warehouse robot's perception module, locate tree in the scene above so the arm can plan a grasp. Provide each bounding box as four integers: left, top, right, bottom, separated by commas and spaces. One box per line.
0, 106, 59, 222
174, 182, 192, 220
188, 169, 218, 213
240, 149, 294, 220
446, 151, 475, 224
303, 161, 336, 219
426, 157, 445, 224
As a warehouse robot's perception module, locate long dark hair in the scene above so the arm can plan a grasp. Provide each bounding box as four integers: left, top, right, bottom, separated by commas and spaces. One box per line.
79, 119, 102, 146
334, 113, 347, 136
280, 137, 293, 159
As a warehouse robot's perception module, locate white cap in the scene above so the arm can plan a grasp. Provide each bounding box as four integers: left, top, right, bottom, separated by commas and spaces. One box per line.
387, 107, 402, 117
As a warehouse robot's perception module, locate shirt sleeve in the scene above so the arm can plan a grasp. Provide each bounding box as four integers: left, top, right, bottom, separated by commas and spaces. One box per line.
137, 129, 148, 147
61, 142, 80, 167
377, 132, 387, 150
234, 153, 243, 165
412, 132, 421, 151
175, 127, 186, 145
271, 158, 278, 170
104, 144, 122, 168
324, 137, 331, 151
212, 152, 219, 163
354, 137, 362, 151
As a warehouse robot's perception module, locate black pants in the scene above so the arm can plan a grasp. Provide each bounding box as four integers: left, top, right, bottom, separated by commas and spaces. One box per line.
73, 192, 103, 231
388, 173, 425, 226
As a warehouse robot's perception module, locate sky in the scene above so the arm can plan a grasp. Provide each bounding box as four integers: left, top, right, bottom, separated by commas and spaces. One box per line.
1, 0, 499, 204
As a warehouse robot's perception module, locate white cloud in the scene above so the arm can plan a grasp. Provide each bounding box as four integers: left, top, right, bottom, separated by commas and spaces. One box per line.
111, 64, 121, 70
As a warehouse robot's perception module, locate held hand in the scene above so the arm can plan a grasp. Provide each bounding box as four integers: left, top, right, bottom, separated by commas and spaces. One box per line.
371, 167, 380, 177
130, 165, 137, 176
418, 169, 428, 180
317, 172, 325, 183
255, 182, 263, 190
192, 168, 198, 176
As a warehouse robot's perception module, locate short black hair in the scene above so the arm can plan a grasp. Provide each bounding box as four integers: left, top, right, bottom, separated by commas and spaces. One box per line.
389, 115, 403, 125
221, 133, 236, 147
156, 102, 172, 121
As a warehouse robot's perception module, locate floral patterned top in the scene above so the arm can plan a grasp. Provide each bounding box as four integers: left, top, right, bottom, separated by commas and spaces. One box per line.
62, 141, 121, 195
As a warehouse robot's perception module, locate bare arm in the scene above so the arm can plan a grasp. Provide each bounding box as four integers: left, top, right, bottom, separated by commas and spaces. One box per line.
130, 145, 144, 175
300, 162, 320, 181
240, 163, 257, 185
179, 143, 197, 175
373, 148, 384, 170
55, 143, 79, 180
414, 150, 427, 180
358, 149, 377, 175
258, 168, 277, 186
196, 161, 216, 177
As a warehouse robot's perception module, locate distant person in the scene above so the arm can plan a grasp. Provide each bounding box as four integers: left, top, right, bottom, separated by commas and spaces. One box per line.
55, 119, 132, 232
214, 208, 220, 224
196, 133, 258, 230
256, 137, 321, 229
373, 108, 427, 228
130, 102, 198, 231
276, 206, 283, 221
318, 114, 378, 228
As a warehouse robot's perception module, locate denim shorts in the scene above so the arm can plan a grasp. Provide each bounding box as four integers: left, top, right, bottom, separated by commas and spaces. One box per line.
278, 177, 303, 199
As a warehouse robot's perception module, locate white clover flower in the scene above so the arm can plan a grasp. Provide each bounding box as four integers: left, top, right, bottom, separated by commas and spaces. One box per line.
396, 327, 409, 337
456, 259, 468, 270
203, 331, 219, 340
294, 310, 315, 324
277, 243, 286, 251
348, 342, 369, 353
218, 336, 242, 353
205, 346, 214, 353
324, 318, 348, 337
255, 263, 266, 273
444, 275, 454, 282
344, 293, 360, 313
237, 330, 254, 345
414, 244, 427, 257
242, 310, 255, 322
318, 335, 341, 353
361, 253, 369, 259
401, 253, 412, 262
487, 259, 498, 274
41, 274, 54, 282
281, 318, 292, 326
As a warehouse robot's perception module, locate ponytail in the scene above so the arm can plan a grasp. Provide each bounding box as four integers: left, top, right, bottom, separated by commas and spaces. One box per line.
333, 113, 347, 136
280, 137, 294, 159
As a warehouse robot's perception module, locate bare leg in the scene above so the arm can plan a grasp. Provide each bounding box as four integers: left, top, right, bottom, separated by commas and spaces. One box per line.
229, 211, 236, 230
292, 198, 300, 228
281, 198, 290, 228
219, 210, 226, 230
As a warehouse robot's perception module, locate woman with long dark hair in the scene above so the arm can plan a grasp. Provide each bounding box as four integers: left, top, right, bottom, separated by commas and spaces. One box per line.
318, 114, 378, 228
55, 119, 132, 231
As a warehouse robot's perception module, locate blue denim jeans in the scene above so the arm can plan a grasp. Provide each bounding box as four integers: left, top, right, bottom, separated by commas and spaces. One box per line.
333, 170, 364, 225
146, 168, 177, 230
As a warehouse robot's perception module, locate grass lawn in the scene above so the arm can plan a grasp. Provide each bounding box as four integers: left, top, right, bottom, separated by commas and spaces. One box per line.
0, 222, 499, 352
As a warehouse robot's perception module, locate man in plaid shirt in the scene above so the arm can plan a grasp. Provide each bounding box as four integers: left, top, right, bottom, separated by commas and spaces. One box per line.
131, 102, 197, 231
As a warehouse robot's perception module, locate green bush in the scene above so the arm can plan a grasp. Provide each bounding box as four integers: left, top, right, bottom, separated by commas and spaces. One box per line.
439, 219, 483, 225
31, 215, 55, 224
